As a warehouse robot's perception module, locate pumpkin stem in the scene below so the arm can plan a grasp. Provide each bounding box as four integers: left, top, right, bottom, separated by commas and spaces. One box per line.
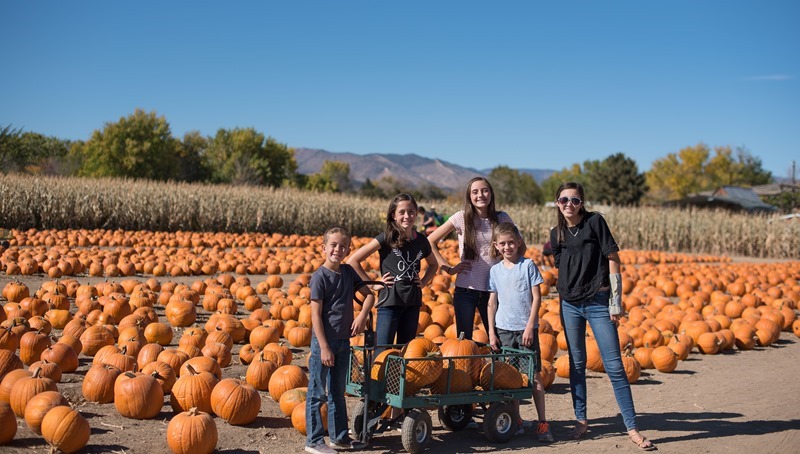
457, 332, 465, 341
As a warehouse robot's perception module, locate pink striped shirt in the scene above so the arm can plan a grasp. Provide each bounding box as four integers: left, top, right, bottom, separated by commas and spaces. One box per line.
448, 210, 513, 291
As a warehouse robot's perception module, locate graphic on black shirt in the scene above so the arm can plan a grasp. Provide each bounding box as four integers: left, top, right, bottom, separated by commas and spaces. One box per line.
392, 248, 424, 282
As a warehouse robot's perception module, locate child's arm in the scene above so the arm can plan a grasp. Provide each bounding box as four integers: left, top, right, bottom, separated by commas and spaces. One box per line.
427, 218, 471, 275
352, 286, 375, 336
523, 284, 541, 348
417, 251, 439, 288
310, 299, 334, 367
487, 292, 500, 351
346, 238, 393, 288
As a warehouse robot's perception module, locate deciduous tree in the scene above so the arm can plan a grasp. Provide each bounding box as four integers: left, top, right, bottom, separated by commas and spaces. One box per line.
205, 127, 297, 187
73, 109, 180, 180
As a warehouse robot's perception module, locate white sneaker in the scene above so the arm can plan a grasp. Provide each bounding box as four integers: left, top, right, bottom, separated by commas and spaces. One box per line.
305, 441, 337, 454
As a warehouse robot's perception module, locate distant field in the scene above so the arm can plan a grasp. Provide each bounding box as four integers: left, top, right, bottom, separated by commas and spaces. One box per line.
1, 173, 797, 258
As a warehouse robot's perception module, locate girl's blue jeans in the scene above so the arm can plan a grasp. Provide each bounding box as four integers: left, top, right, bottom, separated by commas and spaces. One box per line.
376, 305, 420, 348
306, 335, 350, 446
561, 291, 637, 431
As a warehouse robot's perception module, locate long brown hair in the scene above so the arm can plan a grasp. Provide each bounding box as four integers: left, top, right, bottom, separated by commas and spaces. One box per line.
463, 177, 499, 260
385, 193, 418, 249
554, 181, 588, 244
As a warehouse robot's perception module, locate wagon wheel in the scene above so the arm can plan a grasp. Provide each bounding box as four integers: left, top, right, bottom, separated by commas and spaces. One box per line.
438, 404, 473, 431
482, 401, 518, 443
401, 408, 433, 454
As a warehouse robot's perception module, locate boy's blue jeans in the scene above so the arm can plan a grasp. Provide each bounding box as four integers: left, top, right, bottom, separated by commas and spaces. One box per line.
453, 287, 490, 340
306, 335, 351, 446
560, 291, 638, 431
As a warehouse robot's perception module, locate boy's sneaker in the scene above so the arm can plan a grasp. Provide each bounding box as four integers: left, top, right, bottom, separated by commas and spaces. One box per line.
305, 441, 337, 454
329, 437, 368, 450
515, 419, 532, 435
466, 420, 480, 430
536, 421, 554, 443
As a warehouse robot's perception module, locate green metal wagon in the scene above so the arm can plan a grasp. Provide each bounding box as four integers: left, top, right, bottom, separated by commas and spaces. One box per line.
346, 344, 537, 453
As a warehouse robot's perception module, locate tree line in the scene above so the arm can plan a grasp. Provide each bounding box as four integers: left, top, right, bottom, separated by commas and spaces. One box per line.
0, 109, 783, 209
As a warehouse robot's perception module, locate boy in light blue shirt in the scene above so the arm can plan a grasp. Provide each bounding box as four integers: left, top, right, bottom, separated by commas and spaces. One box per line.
487, 222, 553, 442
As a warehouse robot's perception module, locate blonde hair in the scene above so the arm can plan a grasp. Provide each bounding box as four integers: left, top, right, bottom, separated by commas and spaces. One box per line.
323, 226, 351, 245
490, 222, 522, 260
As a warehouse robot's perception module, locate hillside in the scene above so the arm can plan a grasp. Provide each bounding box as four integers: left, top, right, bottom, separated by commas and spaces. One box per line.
293, 147, 555, 191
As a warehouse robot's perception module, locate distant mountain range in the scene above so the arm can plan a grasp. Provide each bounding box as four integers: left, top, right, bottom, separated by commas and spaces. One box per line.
294, 147, 556, 192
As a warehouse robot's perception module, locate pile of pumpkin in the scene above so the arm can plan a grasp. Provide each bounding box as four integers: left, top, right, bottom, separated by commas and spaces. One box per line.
0, 273, 328, 453
360, 335, 528, 398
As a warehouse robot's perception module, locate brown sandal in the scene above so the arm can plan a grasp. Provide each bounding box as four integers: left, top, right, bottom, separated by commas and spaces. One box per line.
629, 432, 657, 451
568, 421, 588, 440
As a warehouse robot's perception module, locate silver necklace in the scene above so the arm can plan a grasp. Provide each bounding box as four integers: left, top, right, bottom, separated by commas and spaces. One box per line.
568, 225, 579, 237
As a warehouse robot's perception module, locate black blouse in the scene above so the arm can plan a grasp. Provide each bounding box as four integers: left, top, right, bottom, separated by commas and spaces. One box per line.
550, 211, 619, 302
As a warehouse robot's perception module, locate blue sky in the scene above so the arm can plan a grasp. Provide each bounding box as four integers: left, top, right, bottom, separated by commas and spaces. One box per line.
2, 1, 798, 178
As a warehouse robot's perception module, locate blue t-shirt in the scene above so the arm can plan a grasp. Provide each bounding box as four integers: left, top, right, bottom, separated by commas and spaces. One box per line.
309, 264, 362, 341
488, 257, 544, 331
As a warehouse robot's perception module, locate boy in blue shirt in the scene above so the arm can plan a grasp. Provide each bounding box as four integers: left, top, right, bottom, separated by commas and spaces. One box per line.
487, 222, 553, 442
306, 226, 375, 454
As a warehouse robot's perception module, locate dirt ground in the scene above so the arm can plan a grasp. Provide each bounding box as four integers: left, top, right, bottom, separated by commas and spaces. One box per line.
2, 273, 799, 454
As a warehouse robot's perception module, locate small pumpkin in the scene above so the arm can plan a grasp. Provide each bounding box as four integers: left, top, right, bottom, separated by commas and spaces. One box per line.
651, 346, 678, 373
141, 361, 177, 394
245, 352, 279, 391
292, 401, 328, 435
0, 401, 15, 445
278, 387, 307, 417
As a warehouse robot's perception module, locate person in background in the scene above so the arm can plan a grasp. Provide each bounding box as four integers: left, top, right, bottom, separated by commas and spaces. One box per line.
550, 182, 656, 451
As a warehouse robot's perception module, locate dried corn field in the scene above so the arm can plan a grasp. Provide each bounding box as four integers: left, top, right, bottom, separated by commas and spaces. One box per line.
1, 174, 797, 258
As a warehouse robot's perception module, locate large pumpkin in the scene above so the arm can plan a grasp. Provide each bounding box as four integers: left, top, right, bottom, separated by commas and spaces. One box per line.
433, 367, 473, 394
167, 407, 218, 454
23, 390, 68, 435
268, 365, 309, 402
170, 364, 219, 414
114, 372, 165, 419
401, 338, 443, 393
210, 378, 261, 425
10, 367, 58, 417
479, 361, 523, 390
371, 348, 402, 382
41, 406, 91, 454
439, 333, 479, 382
83, 364, 122, 403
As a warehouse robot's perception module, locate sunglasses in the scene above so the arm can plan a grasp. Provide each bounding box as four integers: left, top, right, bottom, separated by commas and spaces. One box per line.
557, 196, 582, 206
